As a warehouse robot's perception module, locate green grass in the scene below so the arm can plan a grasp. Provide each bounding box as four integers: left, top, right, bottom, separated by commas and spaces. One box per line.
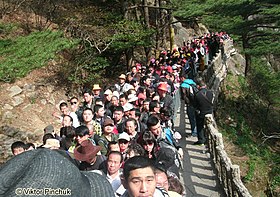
0, 29, 79, 82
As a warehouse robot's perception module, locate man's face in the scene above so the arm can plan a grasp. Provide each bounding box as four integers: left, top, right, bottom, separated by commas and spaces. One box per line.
119, 78, 125, 84
62, 116, 72, 127
113, 111, 123, 122
93, 89, 100, 96
118, 139, 129, 152
13, 147, 25, 156
83, 110, 93, 123
96, 107, 105, 118
70, 99, 79, 110
76, 134, 88, 145
128, 111, 136, 119
119, 98, 127, 106
60, 106, 69, 115
149, 122, 162, 137
144, 78, 151, 86
124, 167, 156, 197
143, 102, 149, 111
107, 153, 122, 176
111, 97, 119, 106
157, 89, 166, 98
155, 171, 169, 192
83, 93, 92, 103
125, 120, 137, 135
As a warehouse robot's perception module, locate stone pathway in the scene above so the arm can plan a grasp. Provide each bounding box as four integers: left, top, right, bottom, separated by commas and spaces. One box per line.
174, 103, 225, 197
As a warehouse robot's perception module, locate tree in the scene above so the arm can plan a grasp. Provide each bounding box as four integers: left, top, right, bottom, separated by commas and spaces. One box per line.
174, 0, 280, 76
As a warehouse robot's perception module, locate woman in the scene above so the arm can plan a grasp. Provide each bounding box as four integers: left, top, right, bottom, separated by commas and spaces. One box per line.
138, 131, 158, 160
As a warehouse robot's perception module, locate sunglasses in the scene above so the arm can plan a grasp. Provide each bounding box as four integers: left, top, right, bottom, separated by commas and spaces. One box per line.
119, 140, 129, 144
143, 140, 154, 145
70, 101, 77, 105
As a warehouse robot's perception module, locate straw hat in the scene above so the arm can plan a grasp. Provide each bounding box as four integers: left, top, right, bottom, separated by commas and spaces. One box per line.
92, 84, 101, 91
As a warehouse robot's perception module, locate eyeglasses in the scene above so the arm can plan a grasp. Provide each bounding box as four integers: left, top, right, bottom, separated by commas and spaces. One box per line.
70, 101, 77, 105
119, 140, 129, 144
143, 140, 154, 145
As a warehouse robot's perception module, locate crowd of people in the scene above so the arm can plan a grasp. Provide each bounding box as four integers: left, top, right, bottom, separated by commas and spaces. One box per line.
3, 32, 230, 197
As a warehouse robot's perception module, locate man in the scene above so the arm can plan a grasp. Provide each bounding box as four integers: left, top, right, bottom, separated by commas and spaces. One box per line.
52, 102, 80, 128
157, 83, 174, 117
113, 106, 126, 134
75, 125, 95, 145
155, 167, 181, 197
98, 119, 118, 155
194, 78, 214, 145
0, 149, 115, 197
124, 118, 139, 142
74, 140, 106, 171
106, 151, 125, 195
82, 107, 102, 136
11, 141, 26, 156
118, 132, 131, 161
180, 73, 198, 137
115, 74, 131, 94
121, 156, 169, 197
82, 89, 95, 111
127, 108, 146, 134
69, 96, 83, 123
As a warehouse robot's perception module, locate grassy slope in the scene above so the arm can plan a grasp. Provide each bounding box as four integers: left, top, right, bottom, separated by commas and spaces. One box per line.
0, 23, 78, 82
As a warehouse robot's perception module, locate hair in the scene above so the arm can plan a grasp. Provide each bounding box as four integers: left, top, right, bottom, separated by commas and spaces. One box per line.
113, 106, 124, 113
127, 143, 145, 157
83, 107, 94, 114
94, 98, 103, 105
160, 107, 172, 118
60, 126, 76, 138
125, 117, 137, 127
147, 115, 160, 128
108, 141, 119, 152
42, 133, 55, 145
83, 88, 92, 95
142, 130, 156, 143
196, 77, 206, 87
168, 176, 184, 195
75, 125, 89, 136
63, 115, 73, 123
119, 94, 128, 100
11, 141, 26, 152
25, 143, 35, 149
107, 151, 123, 163
69, 96, 78, 102
149, 100, 159, 112
123, 156, 155, 180
59, 102, 68, 110
94, 104, 103, 113
130, 108, 141, 118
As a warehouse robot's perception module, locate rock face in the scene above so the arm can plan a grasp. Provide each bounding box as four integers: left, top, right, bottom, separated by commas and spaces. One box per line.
0, 66, 68, 164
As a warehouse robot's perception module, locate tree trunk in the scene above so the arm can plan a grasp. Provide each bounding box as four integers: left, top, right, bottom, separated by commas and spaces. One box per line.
125, 48, 133, 71
242, 34, 251, 77
143, 0, 150, 28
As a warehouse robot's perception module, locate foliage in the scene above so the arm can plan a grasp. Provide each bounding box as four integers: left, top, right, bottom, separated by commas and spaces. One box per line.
0, 29, 79, 82
111, 19, 155, 51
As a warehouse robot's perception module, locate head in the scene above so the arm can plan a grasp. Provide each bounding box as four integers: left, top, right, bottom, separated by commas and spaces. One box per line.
0, 149, 114, 197
108, 141, 120, 153
113, 106, 124, 122
104, 89, 113, 102
147, 115, 162, 137
125, 118, 137, 136
75, 125, 90, 145
119, 94, 128, 106
59, 102, 69, 115
149, 100, 160, 114
92, 84, 101, 96
94, 104, 105, 118
140, 131, 156, 154
126, 143, 145, 159
110, 95, 119, 107
83, 89, 93, 104
107, 151, 123, 176
11, 141, 26, 156
69, 97, 79, 111
142, 99, 150, 111
154, 168, 169, 192
82, 108, 94, 123
118, 132, 130, 153
103, 119, 115, 135
62, 115, 73, 127
122, 156, 157, 197
119, 74, 126, 84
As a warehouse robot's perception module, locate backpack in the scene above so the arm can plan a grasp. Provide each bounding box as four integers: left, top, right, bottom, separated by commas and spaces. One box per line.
188, 83, 199, 102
